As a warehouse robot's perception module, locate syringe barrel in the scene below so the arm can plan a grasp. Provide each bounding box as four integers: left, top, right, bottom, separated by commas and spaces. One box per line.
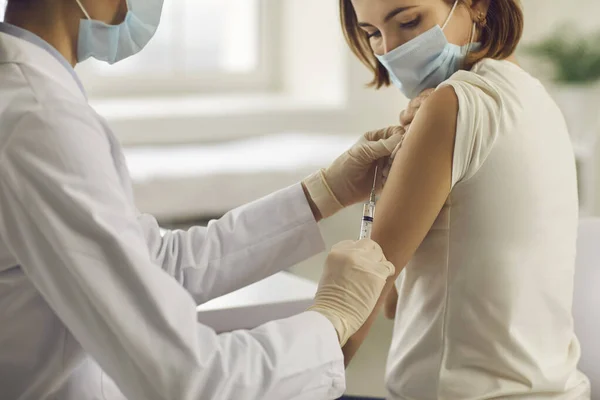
358, 201, 376, 240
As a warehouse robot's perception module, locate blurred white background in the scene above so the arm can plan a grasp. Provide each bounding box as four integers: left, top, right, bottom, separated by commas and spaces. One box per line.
2, 0, 600, 397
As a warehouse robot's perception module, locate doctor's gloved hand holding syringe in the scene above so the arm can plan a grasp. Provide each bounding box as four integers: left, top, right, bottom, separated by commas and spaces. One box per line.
309, 240, 394, 346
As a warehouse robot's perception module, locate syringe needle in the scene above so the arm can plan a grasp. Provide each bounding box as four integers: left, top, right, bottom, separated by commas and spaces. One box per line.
370, 165, 378, 202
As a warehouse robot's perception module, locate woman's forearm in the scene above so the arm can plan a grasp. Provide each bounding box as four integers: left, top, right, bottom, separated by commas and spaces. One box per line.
384, 285, 399, 319
342, 276, 398, 365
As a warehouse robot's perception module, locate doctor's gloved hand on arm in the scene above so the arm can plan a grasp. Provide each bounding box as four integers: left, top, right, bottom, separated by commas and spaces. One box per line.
301, 89, 431, 211
302, 128, 405, 220
399, 88, 436, 130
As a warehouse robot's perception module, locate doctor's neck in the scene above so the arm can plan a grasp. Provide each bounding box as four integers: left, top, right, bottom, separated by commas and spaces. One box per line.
5, 1, 82, 66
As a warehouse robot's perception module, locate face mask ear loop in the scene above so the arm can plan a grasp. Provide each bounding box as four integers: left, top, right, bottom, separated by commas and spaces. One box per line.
75, 0, 92, 20
441, 0, 460, 31
465, 22, 476, 54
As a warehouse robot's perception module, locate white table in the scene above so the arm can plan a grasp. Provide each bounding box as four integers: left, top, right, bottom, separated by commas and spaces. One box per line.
196, 271, 318, 333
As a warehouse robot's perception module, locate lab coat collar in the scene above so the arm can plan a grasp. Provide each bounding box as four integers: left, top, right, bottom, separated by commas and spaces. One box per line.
0, 22, 87, 100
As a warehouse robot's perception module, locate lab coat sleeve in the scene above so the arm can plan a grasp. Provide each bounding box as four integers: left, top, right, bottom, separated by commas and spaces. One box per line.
0, 108, 345, 400
137, 184, 326, 305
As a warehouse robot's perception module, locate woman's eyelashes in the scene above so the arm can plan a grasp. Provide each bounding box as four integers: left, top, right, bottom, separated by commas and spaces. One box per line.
365, 16, 422, 39
399, 16, 421, 29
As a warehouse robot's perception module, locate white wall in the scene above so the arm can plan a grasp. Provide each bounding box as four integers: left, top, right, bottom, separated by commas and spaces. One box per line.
522, 0, 600, 42
519, 0, 600, 80
527, 0, 600, 216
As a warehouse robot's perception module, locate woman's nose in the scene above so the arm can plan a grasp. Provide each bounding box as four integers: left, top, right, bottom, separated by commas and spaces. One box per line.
383, 34, 404, 54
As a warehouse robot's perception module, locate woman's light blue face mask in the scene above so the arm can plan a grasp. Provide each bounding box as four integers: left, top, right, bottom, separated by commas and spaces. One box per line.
375, 0, 479, 99
75, 0, 164, 64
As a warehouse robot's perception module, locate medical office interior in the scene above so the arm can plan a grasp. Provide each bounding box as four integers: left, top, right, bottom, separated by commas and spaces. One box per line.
2, 0, 600, 398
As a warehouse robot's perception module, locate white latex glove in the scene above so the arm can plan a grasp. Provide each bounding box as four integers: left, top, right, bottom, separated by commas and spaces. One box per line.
308, 239, 395, 346
302, 128, 404, 219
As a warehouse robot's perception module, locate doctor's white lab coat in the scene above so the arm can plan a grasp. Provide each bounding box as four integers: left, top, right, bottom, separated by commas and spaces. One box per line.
0, 25, 345, 400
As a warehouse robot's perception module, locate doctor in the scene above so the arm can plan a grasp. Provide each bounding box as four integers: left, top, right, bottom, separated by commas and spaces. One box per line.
0, 0, 405, 399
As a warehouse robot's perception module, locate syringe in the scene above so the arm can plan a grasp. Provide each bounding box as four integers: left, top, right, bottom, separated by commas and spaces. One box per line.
358, 166, 378, 240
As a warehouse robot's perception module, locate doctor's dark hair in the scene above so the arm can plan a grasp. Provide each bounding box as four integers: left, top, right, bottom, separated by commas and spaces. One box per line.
340, 0, 525, 88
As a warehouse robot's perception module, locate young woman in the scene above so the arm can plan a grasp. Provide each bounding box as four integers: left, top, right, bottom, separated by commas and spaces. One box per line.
339, 0, 592, 398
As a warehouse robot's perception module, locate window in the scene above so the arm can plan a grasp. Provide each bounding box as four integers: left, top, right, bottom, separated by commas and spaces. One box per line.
77, 0, 277, 97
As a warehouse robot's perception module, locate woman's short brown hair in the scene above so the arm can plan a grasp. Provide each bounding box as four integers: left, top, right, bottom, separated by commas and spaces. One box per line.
340, 0, 525, 88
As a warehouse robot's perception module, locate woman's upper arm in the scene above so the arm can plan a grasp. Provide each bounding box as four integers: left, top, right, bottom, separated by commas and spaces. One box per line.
372, 86, 459, 272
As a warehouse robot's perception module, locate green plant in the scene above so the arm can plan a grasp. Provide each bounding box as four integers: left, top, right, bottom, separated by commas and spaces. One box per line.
525, 26, 600, 84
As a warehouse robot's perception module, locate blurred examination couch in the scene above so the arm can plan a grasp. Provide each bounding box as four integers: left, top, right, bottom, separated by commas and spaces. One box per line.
125, 133, 355, 221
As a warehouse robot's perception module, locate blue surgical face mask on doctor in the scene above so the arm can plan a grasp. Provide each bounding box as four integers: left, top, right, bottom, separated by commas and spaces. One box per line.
375, 0, 479, 99
75, 0, 164, 64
